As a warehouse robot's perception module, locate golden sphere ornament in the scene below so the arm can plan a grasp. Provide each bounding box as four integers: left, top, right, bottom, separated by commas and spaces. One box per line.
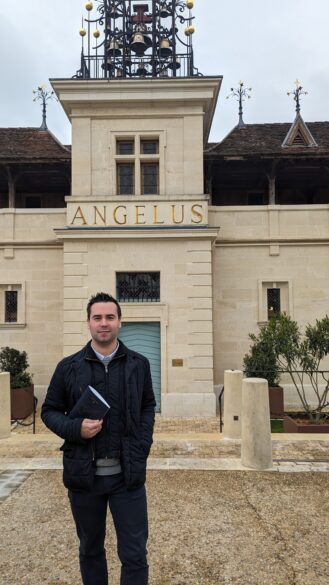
79, 28, 87, 37
185, 25, 195, 35
85, 1, 93, 10
93, 29, 100, 38
186, 1, 194, 8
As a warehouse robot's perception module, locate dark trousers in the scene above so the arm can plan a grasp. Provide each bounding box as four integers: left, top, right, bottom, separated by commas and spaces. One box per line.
68, 473, 149, 585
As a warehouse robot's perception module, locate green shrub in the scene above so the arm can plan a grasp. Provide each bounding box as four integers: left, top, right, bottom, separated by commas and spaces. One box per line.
244, 314, 329, 423
243, 337, 280, 386
0, 346, 33, 389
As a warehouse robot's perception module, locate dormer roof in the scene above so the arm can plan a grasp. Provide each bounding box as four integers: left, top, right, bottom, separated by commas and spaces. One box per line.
282, 114, 318, 148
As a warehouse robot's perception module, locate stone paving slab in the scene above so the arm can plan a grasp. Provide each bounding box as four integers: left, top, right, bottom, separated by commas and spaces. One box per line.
2, 432, 329, 460
1, 457, 328, 475
0, 470, 32, 501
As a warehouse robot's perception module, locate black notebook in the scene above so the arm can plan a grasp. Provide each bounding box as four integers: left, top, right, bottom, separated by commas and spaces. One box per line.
69, 386, 110, 420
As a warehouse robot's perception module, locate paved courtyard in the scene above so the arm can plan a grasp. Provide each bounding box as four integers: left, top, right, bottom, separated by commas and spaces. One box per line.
1, 416, 329, 584
0, 469, 328, 585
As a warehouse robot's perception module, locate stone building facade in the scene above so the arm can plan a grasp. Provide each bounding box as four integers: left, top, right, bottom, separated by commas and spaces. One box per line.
1, 76, 329, 416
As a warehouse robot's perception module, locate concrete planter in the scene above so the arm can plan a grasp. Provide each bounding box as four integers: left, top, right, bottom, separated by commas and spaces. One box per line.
269, 385, 284, 417
283, 414, 329, 433
10, 385, 35, 420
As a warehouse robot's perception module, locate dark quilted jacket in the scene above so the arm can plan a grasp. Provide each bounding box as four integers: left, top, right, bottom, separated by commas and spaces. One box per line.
41, 340, 156, 491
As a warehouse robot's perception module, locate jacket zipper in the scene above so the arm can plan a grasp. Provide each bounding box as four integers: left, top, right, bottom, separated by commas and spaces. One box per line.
85, 352, 126, 459
105, 364, 110, 457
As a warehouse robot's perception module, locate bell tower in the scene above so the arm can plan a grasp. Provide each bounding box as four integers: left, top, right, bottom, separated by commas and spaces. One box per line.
76, 0, 199, 79
52, 1, 222, 417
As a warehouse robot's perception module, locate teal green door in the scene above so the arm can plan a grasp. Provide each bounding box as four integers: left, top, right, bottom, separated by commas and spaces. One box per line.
119, 322, 161, 412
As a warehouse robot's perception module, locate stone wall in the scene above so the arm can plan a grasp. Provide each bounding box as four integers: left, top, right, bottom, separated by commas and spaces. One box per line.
0, 210, 65, 400
210, 204, 329, 384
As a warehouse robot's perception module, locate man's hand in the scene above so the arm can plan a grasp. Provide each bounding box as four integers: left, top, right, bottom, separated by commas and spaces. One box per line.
81, 418, 103, 439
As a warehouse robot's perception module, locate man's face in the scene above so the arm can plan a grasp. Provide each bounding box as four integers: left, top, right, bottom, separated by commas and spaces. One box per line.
87, 302, 121, 348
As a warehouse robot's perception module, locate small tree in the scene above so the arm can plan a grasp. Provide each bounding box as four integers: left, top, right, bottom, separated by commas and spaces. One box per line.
0, 347, 33, 389
244, 314, 329, 423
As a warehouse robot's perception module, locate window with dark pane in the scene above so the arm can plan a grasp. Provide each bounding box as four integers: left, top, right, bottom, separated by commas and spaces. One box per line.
117, 272, 160, 302
141, 163, 159, 195
141, 139, 159, 155
5, 291, 18, 323
267, 288, 281, 320
117, 163, 134, 195
116, 139, 134, 155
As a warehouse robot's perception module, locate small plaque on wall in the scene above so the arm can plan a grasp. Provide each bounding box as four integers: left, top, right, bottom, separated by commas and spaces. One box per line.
172, 359, 183, 367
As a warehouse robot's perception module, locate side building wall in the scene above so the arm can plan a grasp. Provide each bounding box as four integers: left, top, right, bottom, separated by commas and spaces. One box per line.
0, 209, 65, 402
210, 204, 329, 394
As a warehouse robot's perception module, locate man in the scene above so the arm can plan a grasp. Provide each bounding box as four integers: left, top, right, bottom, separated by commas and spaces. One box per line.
41, 292, 156, 585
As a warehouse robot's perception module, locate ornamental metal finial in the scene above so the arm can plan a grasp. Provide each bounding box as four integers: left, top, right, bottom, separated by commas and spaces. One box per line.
226, 80, 252, 128
287, 79, 308, 116
32, 85, 56, 130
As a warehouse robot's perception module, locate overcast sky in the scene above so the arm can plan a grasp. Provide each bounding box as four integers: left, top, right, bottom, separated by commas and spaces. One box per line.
1, 0, 328, 144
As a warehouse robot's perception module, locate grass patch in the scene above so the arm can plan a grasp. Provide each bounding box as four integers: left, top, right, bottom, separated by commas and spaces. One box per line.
270, 419, 284, 433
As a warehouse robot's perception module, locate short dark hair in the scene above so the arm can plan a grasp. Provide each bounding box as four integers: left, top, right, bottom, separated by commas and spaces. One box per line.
86, 292, 122, 319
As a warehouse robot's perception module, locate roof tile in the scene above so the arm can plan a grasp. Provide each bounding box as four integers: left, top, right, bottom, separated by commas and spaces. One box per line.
206, 122, 329, 156
0, 128, 71, 161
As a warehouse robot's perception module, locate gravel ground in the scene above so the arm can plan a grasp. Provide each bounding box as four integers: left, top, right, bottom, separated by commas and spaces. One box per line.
11, 413, 221, 435
0, 470, 328, 585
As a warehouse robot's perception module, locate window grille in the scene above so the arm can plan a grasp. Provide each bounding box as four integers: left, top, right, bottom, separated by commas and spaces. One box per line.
267, 288, 281, 319
5, 290, 18, 323
117, 272, 160, 302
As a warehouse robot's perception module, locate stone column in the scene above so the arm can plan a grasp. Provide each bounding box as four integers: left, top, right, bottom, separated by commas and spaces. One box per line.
6, 166, 17, 208
0, 373, 11, 439
268, 175, 276, 205
223, 370, 243, 439
241, 378, 273, 470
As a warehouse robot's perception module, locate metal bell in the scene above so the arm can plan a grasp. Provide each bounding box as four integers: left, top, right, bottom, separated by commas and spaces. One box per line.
102, 57, 114, 71
168, 57, 181, 70
159, 38, 172, 57
130, 33, 147, 56
159, 2, 171, 18
107, 41, 121, 56
136, 62, 148, 77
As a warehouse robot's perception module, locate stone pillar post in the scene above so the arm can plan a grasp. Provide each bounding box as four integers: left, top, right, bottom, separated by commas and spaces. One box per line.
241, 378, 273, 470
223, 370, 243, 439
0, 372, 11, 439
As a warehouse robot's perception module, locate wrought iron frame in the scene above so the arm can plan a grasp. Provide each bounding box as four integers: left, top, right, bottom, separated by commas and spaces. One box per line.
75, 0, 200, 79
116, 271, 160, 302
11, 397, 38, 434
4, 290, 18, 323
